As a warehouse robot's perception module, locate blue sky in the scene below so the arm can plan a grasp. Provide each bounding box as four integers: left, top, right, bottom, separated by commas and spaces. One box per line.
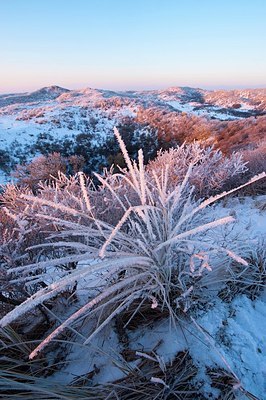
0, 0, 265, 92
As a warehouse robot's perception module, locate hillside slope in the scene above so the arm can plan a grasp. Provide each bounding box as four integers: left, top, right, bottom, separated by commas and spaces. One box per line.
0, 85, 265, 182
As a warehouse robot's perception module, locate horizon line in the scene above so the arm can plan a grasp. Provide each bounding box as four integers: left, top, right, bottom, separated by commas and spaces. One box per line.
1, 83, 266, 96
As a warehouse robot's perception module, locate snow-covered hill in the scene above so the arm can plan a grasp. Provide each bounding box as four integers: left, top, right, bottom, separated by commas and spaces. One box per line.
0, 86, 69, 108
0, 85, 265, 183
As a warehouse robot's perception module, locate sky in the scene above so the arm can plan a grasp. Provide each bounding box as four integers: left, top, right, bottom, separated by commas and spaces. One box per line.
0, 0, 265, 93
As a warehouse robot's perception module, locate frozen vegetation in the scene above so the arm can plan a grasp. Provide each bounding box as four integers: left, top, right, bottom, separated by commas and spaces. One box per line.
0, 123, 266, 400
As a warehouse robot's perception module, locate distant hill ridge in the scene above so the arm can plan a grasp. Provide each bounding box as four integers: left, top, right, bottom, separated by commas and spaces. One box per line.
0, 85, 265, 111
0, 86, 69, 107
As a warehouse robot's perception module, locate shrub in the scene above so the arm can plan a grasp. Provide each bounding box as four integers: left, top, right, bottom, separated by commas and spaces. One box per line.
12, 153, 67, 190
240, 142, 266, 194
147, 143, 247, 198
12, 153, 85, 191
0, 149, 12, 173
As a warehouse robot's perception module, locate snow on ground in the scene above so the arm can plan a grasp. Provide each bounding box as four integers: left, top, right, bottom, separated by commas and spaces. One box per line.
167, 100, 243, 120
167, 100, 195, 113
0, 95, 136, 152
0, 115, 44, 147
213, 195, 266, 239
123, 293, 266, 399
189, 294, 266, 399
49, 321, 127, 385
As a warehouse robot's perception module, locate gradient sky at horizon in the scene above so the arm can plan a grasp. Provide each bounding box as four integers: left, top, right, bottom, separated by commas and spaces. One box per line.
0, 0, 265, 93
